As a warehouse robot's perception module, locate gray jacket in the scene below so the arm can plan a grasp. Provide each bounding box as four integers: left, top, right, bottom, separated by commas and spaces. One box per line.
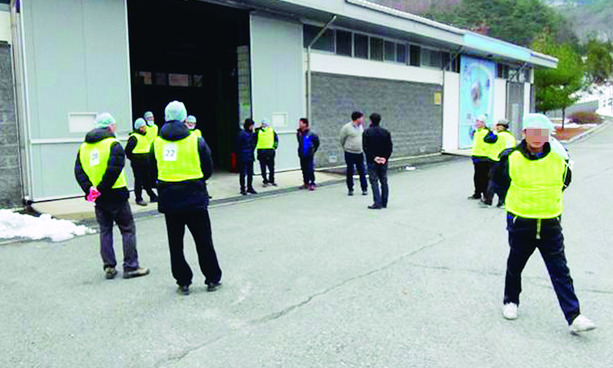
339, 122, 364, 154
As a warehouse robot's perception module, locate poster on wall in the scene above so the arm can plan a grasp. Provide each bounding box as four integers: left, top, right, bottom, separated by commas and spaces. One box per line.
459, 55, 496, 149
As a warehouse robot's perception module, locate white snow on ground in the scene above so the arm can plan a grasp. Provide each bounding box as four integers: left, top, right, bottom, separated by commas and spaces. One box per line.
0, 210, 93, 242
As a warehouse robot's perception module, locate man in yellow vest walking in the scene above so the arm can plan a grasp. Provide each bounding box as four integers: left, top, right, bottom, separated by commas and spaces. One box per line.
125, 118, 158, 206
74, 113, 150, 280
469, 115, 498, 201
152, 101, 222, 295
255, 120, 279, 186
492, 113, 596, 335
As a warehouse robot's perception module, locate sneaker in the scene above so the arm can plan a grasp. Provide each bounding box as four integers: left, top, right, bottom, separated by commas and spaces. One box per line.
362, 191, 368, 196
247, 188, 258, 194
270, 182, 278, 187
262, 180, 269, 187
136, 199, 147, 206
206, 281, 222, 292
104, 267, 118, 280
368, 204, 382, 210
569, 315, 596, 335
308, 184, 316, 191
348, 190, 354, 196
123, 267, 150, 279
240, 190, 247, 195
479, 199, 493, 207
468, 194, 481, 200
502, 303, 518, 320
177, 285, 189, 296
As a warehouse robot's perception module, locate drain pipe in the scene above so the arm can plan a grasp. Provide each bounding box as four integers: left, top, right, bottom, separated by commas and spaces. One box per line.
306, 15, 336, 123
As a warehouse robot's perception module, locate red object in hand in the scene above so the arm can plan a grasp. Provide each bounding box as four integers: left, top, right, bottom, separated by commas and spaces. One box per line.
86, 187, 101, 202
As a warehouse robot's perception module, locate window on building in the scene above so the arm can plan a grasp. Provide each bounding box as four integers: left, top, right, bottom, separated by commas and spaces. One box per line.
370, 37, 384, 61
336, 30, 352, 56
397, 43, 407, 64
421, 49, 442, 68
354, 34, 369, 59
384, 41, 395, 62
442, 52, 450, 70
409, 45, 421, 66
497, 64, 510, 79
303, 24, 334, 52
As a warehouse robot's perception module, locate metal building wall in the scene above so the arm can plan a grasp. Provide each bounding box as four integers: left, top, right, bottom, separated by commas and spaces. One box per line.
20, 0, 132, 200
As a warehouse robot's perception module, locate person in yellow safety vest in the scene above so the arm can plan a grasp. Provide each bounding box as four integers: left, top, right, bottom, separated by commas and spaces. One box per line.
144, 111, 158, 146
125, 118, 158, 206
482, 119, 518, 207
186, 115, 202, 138
255, 120, 279, 186
469, 114, 498, 202
74, 112, 150, 280
151, 100, 222, 296
491, 113, 596, 335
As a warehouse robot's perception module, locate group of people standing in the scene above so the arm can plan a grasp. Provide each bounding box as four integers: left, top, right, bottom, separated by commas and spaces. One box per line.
469, 113, 596, 335
75, 102, 222, 295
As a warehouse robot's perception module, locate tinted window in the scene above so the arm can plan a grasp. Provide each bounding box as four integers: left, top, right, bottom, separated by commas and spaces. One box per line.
354, 34, 369, 59
409, 45, 421, 66
336, 30, 352, 56
370, 37, 383, 61
384, 41, 395, 61
396, 44, 407, 64
303, 24, 334, 52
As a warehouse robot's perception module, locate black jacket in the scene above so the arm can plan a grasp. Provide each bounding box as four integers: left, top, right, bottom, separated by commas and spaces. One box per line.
491, 140, 572, 197
296, 128, 320, 157
125, 131, 151, 167
150, 120, 213, 214
234, 130, 256, 162
363, 125, 393, 164
74, 128, 129, 209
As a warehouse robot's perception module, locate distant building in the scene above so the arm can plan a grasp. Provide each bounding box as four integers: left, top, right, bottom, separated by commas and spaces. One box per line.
0, 0, 557, 206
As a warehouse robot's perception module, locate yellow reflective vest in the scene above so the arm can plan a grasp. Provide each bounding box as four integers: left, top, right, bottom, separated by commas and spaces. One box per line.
79, 138, 127, 189
154, 134, 203, 182
130, 132, 151, 154
489, 131, 517, 161
191, 129, 202, 138
256, 128, 275, 150
146, 124, 159, 147
505, 150, 567, 219
471, 128, 491, 158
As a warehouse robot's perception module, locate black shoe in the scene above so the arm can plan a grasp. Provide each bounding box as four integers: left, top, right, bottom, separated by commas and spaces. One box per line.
468, 194, 481, 200
262, 180, 269, 187
177, 285, 189, 295
348, 190, 354, 196
208, 195, 213, 199
104, 266, 118, 280
362, 191, 368, 196
247, 188, 258, 194
150, 196, 158, 203
368, 204, 382, 210
123, 267, 150, 279
382, 204, 387, 208
136, 199, 147, 206
479, 199, 493, 207
270, 182, 277, 187
206, 281, 222, 292
240, 190, 247, 195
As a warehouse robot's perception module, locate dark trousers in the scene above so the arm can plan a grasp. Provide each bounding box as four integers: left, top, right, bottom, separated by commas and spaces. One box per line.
473, 160, 492, 198
164, 210, 222, 287
95, 201, 139, 271
486, 180, 507, 205
367, 163, 388, 207
300, 155, 315, 185
238, 159, 254, 191
345, 152, 368, 192
258, 149, 275, 183
504, 215, 580, 324
132, 164, 157, 201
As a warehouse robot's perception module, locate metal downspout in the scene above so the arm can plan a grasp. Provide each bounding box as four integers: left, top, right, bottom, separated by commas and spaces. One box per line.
306, 15, 336, 123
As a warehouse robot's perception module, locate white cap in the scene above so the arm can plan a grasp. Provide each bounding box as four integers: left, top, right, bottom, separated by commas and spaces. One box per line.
134, 118, 147, 130
523, 113, 554, 131
164, 101, 187, 122
95, 113, 116, 129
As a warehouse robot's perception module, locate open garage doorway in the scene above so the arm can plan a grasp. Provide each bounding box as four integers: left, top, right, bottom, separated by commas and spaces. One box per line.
127, 0, 250, 170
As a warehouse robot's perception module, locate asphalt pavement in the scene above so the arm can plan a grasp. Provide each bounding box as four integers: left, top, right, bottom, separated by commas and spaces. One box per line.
1, 126, 612, 368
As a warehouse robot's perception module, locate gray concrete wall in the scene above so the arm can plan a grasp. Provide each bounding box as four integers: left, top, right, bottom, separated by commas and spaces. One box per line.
0, 42, 23, 208
311, 72, 443, 167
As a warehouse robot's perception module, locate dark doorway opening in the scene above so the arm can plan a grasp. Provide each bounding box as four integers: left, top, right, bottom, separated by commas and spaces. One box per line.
127, 0, 250, 170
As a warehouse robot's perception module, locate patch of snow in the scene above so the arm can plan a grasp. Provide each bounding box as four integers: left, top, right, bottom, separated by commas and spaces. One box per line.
0, 210, 93, 242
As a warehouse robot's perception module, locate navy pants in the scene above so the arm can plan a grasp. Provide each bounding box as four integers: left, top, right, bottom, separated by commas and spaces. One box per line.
504, 214, 580, 324
300, 155, 315, 185
238, 159, 254, 192
257, 149, 275, 184
472, 160, 492, 199
367, 163, 388, 207
164, 210, 222, 287
132, 164, 157, 201
95, 201, 139, 271
344, 152, 368, 192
